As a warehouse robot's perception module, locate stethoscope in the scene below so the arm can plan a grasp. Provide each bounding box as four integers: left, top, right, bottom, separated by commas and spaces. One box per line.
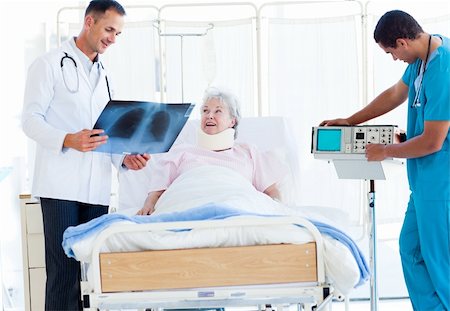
60, 52, 111, 100
411, 34, 432, 109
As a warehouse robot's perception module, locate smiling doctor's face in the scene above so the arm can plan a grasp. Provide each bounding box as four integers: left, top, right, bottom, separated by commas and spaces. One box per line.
201, 97, 236, 135
85, 8, 124, 55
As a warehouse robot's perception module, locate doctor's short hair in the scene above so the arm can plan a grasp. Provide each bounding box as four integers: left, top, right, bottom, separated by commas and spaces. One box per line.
374, 10, 423, 48
202, 87, 242, 139
85, 0, 126, 18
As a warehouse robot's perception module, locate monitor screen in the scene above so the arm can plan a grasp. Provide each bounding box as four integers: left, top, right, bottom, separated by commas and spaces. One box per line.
317, 129, 342, 152
355, 132, 365, 140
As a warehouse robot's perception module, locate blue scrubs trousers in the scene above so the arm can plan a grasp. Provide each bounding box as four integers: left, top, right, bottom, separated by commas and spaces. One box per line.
399, 194, 450, 311
40, 198, 108, 311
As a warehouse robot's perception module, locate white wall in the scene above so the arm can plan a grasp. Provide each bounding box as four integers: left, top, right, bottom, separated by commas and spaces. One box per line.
1, 0, 449, 309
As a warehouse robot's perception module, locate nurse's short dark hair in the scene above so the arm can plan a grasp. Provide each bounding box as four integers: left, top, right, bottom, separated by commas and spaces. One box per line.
85, 0, 126, 18
374, 10, 423, 48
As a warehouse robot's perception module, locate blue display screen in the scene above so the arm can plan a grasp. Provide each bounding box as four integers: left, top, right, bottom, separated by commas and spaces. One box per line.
317, 129, 342, 151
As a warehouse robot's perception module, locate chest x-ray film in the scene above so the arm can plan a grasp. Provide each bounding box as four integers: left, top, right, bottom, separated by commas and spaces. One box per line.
93, 100, 194, 154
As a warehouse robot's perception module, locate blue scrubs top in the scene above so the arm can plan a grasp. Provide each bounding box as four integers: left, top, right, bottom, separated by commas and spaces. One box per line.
401, 35, 450, 200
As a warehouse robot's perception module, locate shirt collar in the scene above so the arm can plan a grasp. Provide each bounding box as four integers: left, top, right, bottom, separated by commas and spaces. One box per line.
69, 37, 98, 74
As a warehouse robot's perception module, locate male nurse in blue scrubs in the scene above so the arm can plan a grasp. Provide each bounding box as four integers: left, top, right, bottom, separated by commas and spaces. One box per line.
321, 10, 449, 311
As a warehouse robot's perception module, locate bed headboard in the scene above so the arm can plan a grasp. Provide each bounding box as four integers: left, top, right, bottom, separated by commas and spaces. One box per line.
117, 116, 300, 215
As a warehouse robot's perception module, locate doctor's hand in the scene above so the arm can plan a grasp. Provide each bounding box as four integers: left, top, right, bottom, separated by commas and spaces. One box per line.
63, 129, 108, 152
123, 153, 151, 170
366, 143, 387, 161
320, 118, 350, 126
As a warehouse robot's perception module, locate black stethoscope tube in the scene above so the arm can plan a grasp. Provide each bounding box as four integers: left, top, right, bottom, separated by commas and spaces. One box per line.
60, 52, 111, 100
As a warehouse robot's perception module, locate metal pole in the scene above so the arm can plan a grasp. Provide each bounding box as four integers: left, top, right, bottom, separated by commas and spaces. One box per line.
369, 179, 378, 310
153, 23, 214, 103
180, 35, 184, 103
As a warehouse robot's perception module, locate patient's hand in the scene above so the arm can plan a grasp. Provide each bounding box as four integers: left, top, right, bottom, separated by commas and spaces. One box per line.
136, 204, 155, 215
263, 184, 281, 202
136, 190, 164, 215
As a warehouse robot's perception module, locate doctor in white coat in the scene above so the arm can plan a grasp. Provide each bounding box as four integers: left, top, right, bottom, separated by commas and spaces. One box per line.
22, 1, 150, 310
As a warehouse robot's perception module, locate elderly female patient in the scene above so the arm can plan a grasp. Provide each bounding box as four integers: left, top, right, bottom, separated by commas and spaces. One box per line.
137, 87, 286, 215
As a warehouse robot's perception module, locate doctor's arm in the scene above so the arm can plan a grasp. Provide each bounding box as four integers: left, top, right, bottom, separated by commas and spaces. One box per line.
22, 57, 105, 153
366, 120, 449, 161
63, 129, 108, 152
22, 58, 66, 151
320, 79, 409, 126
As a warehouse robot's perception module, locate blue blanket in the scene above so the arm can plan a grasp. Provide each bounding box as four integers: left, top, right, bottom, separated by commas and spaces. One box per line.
62, 203, 369, 287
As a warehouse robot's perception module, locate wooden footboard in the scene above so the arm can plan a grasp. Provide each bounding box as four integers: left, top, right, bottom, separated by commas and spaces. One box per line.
100, 243, 317, 292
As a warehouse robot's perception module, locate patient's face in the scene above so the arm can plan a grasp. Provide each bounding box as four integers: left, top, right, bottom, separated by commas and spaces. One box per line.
201, 98, 236, 135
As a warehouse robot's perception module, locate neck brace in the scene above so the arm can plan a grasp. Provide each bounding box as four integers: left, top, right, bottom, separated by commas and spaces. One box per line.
197, 128, 235, 151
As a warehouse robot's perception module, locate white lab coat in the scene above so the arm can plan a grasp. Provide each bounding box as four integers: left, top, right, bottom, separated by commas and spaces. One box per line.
22, 39, 123, 206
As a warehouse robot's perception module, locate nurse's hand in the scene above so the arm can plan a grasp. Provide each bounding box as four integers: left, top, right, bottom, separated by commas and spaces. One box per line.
123, 153, 151, 170
320, 118, 350, 126
63, 129, 108, 152
366, 143, 387, 161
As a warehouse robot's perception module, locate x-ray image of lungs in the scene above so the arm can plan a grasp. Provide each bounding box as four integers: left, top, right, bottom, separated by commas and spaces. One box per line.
108, 107, 145, 139
145, 110, 171, 142
93, 100, 194, 155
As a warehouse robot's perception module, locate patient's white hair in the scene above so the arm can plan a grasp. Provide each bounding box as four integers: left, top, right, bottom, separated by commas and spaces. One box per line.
202, 87, 241, 138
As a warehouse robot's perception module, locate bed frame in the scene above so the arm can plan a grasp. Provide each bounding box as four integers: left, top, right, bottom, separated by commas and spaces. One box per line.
81, 216, 335, 311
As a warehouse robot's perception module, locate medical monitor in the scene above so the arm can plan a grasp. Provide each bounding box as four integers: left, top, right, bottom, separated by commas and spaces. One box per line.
93, 100, 195, 155
311, 125, 397, 158
311, 125, 399, 179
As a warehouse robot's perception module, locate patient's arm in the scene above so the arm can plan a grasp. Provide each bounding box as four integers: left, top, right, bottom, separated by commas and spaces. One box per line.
263, 183, 281, 201
136, 190, 165, 215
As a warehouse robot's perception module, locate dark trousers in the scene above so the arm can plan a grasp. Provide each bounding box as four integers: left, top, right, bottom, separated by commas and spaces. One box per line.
40, 198, 108, 311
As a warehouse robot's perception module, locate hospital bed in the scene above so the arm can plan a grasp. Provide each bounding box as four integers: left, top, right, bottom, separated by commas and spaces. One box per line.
62, 117, 368, 311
